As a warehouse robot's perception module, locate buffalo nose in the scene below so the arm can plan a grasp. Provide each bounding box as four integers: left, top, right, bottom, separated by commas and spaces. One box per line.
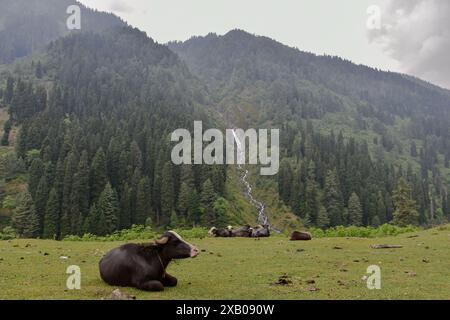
191, 247, 199, 257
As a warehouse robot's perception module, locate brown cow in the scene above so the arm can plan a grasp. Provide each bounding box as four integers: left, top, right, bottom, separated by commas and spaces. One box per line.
290, 231, 312, 241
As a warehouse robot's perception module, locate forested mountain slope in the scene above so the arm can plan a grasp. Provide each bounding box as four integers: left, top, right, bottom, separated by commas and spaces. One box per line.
170, 30, 450, 227
0, 27, 236, 238
0, 0, 125, 63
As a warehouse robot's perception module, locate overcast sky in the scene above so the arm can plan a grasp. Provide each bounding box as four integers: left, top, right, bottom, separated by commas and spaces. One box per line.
78, 0, 449, 89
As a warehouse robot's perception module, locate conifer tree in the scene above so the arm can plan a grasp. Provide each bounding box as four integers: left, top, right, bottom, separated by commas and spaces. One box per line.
83, 204, 99, 235
317, 206, 330, 229
135, 177, 152, 225
188, 189, 201, 225
90, 148, 107, 203
61, 150, 78, 231
12, 190, 37, 237
28, 158, 44, 198
161, 162, 174, 221
25, 211, 40, 238
43, 188, 59, 239
169, 211, 179, 229
304, 161, 319, 224
201, 179, 217, 225
324, 170, 344, 226
376, 191, 387, 224
97, 183, 119, 234
35, 61, 43, 79
213, 197, 229, 227
60, 212, 71, 237
5, 76, 14, 104
177, 182, 191, 218
76, 151, 90, 218
34, 175, 49, 233
348, 192, 363, 226
393, 178, 419, 226
119, 183, 132, 229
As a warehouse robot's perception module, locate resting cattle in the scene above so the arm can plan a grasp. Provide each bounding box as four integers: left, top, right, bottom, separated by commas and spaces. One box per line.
208, 227, 232, 237
251, 225, 270, 238
230, 225, 252, 237
99, 231, 199, 291
290, 231, 312, 241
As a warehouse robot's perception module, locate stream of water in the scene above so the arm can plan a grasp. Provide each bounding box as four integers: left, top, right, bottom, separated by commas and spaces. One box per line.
231, 129, 269, 226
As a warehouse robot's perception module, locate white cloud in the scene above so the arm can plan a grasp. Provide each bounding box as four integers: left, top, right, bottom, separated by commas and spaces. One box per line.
108, 0, 134, 13
368, 0, 450, 89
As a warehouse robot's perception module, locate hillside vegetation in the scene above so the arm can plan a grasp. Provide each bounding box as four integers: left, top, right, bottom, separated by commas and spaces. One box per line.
170, 30, 450, 228
0, 3, 450, 240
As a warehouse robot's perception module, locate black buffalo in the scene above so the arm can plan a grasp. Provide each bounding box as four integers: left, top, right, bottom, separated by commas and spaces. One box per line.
208, 227, 232, 237
230, 225, 252, 237
251, 225, 270, 238
99, 231, 199, 291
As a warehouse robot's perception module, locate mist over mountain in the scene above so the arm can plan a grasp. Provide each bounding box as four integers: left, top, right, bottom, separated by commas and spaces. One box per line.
0, 0, 125, 63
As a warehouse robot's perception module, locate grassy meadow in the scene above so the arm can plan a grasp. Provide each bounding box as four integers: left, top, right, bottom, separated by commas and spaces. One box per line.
0, 225, 449, 300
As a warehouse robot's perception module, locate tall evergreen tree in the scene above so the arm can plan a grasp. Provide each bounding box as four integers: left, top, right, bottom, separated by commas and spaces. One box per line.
97, 183, 119, 235
188, 189, 201, 226
43, 188, 60, 239
317, 206, 330, 229
61, 150, 78, 232
119, 183, 132, 229
35, 61, 43, 79
348, 192, 363, 226
59, 212, 72, 238
5, 76, 14, 104
28, 158, 44, 199
34, 175, 49, 234
303, 161, 319, 225
160, 162, 174, 223
201, 179, 217, 225
324, 170, 344, 226
90, 148, 107, 203
376, 191, 387, 224
392, 178, 420, 226
177, 182, 191, 218
135, 177, 152, 225
12, 190, 39, 238
76, 151, 90, 218
83, 204, 99, 235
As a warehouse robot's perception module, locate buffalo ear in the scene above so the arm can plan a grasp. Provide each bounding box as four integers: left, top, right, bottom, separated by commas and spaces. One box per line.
155, 236, 169, 245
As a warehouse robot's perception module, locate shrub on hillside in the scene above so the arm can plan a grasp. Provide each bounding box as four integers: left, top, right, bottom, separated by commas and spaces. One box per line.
0, 226, 17, 240
309, 224, 420, 238
63, 225, 209, 242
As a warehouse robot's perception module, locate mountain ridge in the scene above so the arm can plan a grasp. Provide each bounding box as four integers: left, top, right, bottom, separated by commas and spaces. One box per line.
1, 3, 449, 235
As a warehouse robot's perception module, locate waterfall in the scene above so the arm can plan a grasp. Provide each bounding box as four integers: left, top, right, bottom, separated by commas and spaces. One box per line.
231, 129, 269, 226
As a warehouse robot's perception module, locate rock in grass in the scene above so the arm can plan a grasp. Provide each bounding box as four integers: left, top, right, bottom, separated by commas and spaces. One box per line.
108, 289, 136, 300
274, 274, 292, 286
371, 244, 403, 249
307, 285, 320, 292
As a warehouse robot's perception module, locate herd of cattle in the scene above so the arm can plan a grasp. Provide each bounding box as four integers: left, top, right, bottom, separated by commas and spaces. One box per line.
99, 226, 312, 291
208, 225, 312, 241
208, 225, 270, 238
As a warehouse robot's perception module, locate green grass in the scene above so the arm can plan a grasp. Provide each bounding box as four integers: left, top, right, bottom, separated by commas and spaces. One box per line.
0, 226, 449, 300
